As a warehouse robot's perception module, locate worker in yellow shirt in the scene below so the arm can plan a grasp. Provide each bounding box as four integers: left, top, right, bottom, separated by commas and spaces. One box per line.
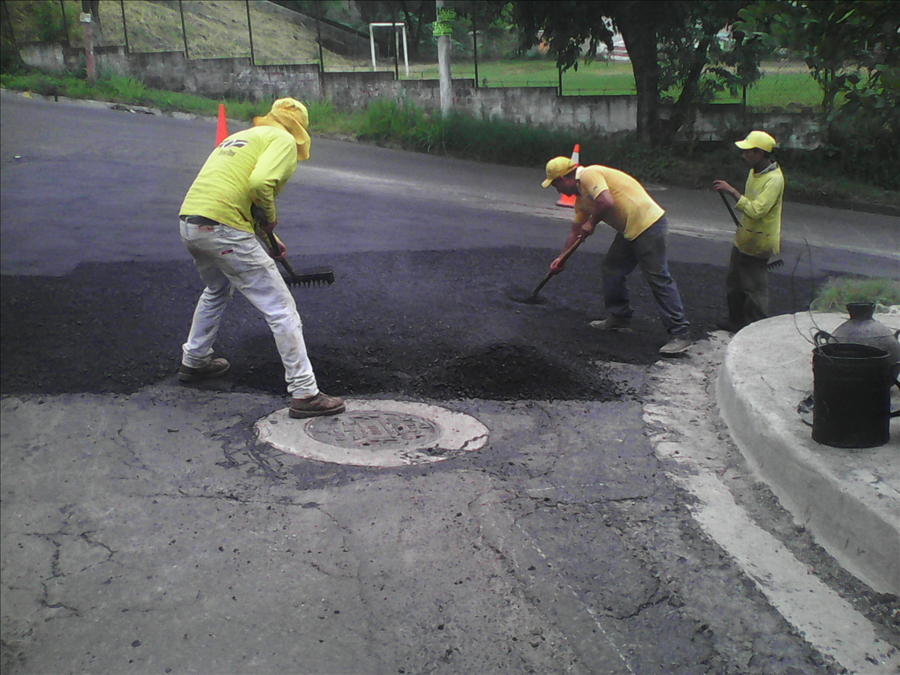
542, 157, 692, 356
713, 130, 784, 332
178, 98, 344, 419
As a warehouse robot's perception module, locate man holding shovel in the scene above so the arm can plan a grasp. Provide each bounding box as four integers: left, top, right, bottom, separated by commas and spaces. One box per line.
178, 97, 344, 419
713, 130, 784, 333
543, 157, 692, 356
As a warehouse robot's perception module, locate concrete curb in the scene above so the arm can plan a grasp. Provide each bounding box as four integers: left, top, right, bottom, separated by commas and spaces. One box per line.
716, 312, 900, 595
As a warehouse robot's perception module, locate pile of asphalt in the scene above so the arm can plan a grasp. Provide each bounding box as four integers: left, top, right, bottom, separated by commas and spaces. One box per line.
1, 248, 806, 401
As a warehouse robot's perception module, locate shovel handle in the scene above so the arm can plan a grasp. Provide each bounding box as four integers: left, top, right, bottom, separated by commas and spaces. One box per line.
527, 235, 586, 300
719, 191, 743, 229
553, 234, 586, 273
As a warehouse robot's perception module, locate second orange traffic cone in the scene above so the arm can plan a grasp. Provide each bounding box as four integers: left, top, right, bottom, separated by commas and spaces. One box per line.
215, 103, 229, 146
556, 143, 581, 208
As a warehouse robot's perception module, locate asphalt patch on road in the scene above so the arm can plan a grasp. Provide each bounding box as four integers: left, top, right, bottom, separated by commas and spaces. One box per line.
1, 248, 808, 400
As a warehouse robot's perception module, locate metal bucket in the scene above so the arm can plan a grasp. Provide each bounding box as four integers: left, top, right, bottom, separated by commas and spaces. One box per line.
812, 340, 900, 448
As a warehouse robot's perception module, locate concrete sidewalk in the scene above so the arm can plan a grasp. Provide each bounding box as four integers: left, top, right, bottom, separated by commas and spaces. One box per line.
717, 311, 900, 596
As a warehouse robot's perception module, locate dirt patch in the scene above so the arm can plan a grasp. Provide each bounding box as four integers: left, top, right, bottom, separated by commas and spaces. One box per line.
409, 343, 623, 401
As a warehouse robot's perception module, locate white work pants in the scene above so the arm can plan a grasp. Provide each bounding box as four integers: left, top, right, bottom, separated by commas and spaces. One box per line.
180, 219, 318, 398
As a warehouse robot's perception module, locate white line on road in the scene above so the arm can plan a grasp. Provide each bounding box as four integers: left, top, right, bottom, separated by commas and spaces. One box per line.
645, 341, 900, 674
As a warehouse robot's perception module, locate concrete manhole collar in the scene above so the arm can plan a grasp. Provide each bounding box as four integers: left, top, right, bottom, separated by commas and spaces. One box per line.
255, 399, 490, 467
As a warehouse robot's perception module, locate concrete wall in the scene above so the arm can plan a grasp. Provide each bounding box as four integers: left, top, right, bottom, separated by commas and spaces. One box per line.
17, 42, 819, 146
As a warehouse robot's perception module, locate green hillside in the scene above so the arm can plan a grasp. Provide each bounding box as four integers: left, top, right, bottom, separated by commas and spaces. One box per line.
6, 0, 367, 67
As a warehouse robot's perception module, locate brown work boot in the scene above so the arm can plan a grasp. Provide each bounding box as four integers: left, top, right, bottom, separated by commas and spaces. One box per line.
179, 358, 230, 382
290, 392, 346, 419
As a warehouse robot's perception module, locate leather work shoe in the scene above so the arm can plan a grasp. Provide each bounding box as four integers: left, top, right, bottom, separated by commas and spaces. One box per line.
659, 335, 692, 356
290, 392, 346, 419
589, 315, 633, 332
178, 358, 230, 382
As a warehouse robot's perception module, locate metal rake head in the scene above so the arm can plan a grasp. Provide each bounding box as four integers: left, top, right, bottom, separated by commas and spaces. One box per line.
285, 267, 335, 288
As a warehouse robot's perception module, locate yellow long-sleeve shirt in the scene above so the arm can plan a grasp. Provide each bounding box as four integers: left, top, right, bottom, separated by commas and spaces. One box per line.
180, 125, 298, 234
735, 163, 784, 256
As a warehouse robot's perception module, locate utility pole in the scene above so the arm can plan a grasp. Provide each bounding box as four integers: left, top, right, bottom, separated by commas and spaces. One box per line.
434, 0, 453, 115
79, 9, 95, 84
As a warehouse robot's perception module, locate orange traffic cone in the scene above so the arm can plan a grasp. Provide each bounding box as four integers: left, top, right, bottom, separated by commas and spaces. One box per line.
556, 143, 581, 208
215, 103, 229, 146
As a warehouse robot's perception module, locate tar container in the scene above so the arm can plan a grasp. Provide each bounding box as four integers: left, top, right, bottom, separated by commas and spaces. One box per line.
812, 340, 900, 448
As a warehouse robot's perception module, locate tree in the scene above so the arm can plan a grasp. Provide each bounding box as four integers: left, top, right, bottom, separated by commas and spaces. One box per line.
1, 1, 25, 73
513, 1, 757, 145
657, 2, 764, 146
736, 0, 900, 113
736, 0, 899, 188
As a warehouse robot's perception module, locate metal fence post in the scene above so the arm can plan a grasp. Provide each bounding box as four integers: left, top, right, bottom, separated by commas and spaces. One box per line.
315, 0, 324, 72
471, 2, 478, 88
59, 0, 69, 44
391, 2, 399, 78
178, 0, 189, 58
119, 0, 129, 53
245, 0, 255, 65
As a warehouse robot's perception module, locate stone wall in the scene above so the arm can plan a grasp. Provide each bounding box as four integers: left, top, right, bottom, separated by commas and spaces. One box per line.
16, 42, 819, 147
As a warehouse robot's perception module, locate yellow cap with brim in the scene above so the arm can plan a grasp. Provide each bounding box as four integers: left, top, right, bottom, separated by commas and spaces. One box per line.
254, 98, 312, 161
735, 130, 776, 153
542, 156, 578, 188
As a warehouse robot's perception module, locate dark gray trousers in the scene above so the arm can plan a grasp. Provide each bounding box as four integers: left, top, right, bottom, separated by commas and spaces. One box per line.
725, 246, 769, 328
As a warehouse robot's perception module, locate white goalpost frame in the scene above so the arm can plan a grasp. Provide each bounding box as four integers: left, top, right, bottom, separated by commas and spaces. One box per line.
368, 22, 410, 77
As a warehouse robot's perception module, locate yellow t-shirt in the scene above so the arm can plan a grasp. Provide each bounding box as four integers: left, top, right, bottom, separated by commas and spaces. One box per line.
180, 125, 298, 234
574, 165, 665, 240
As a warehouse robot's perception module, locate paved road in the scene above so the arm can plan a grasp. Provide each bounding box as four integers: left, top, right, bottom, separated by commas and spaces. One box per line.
2, 90, 898, 675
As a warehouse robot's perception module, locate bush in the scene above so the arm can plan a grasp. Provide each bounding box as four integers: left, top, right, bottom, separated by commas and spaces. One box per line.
359, 99, 445, 153
811, 276, 900, 312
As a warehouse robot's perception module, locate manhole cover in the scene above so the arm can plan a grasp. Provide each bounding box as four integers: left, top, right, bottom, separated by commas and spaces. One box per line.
255, 399, 490, 467
305, 411, 443, 450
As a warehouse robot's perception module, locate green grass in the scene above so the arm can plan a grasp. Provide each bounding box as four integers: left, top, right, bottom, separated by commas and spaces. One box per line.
403, 59, 823, 108
811, 277, 900, 312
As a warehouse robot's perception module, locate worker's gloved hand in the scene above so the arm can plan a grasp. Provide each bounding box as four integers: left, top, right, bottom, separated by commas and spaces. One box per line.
269, 239, 287, 260
549, 258, 565, 274
251, 204, 276, 234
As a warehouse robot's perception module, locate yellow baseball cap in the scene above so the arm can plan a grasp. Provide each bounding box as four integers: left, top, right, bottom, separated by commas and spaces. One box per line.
735, 130, 776, 153
542, 156, 578, 188
254, 98, 312, 161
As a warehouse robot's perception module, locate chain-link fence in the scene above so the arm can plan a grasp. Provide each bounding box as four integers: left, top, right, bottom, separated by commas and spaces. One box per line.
5, 0, 820, 109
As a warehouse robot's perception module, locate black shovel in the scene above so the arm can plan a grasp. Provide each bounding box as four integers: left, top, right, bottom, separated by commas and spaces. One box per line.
508, 235, 585, 304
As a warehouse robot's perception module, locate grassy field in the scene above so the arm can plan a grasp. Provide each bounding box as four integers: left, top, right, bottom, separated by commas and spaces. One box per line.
8, 0, 822, 108
406, 60, 823, 108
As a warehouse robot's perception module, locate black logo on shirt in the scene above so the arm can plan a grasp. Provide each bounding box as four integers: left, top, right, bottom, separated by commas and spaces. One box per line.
217, 138, 248, 157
